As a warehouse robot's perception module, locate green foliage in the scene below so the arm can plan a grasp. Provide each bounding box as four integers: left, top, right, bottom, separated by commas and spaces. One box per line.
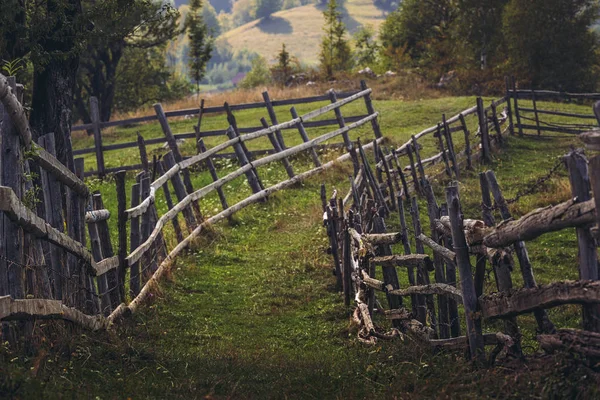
1, 58, 25, 76
202, 1, 222, 36
255, 0, 283, 19
271, 43, 292, 85
353, 25, 379, 68
232, 0, 256, 27
502, 0, 600, 91
113, 46, 191, 113
319, 0, 353, 78
239, 55, 271, 88
186, 0, 214, 95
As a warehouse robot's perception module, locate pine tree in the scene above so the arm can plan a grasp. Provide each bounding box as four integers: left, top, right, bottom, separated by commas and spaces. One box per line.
255, 0, 283, 20
186, 0, 214, 96
276, 43, 291, 84
319, 0, 352, 78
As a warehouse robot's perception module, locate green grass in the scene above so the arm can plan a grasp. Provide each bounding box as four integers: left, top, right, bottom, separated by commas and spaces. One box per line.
2, 96, 600, 398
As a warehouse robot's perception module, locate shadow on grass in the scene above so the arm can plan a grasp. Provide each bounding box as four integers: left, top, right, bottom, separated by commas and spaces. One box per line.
256, 16, 293, 35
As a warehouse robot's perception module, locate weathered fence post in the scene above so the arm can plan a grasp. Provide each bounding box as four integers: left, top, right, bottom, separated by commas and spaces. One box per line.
89, 96, 106, 178
565, 150, 600, 332
458, 114, 473, 170
154, 102, 203, 222
115, 170, 128, 305
0, 76, 24, 301
329, 90, 352, 149
504, 76, 515, 135
406, 144, 421, 195
262, 91, 287, 149
163, 152, 198, 231
129, 182, 142, 298
438, 203, 461, 337
360, 80, 382, 139
137, 132, 149, 172
260, 117, 294, 178
485, 171, 555, 334
86, 198, 110, 315
411, 135, 427, 189
225, 127, 265, 195
195, 137, 231, 215
436, 123, 452, 178
94, 193, 120, 314
512, 77, 523, 136
532, 89, 541, 136
442, 114, 460, 180
445, 183, 485, 363
397, 195, 418, 317
290, 107, 321, 167
476, 97, 492, 164
479, 173, 522, 357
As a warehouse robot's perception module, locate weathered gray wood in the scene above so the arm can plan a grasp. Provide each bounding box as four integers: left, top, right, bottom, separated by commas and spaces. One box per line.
290, 107, 321, 167
483, 198, 595, 248
360, 80, 382, 138
589, 155, 600, 241
479, 173, 522, 355
538, 329, 600, 358
490, 103, 503, 146
435, 124, 451, 177
155, 162, 184, 243
357, 140, 389, 216
485, 171, 555, 334
262, 91, 287, 149
565, 150, 600, 332
86, 208, 110, 314
163, 152, 198, 232
114, 171, 128, 308
327, 196, 343, 291
480, 280, 600, 319
329, 90, 352, 149
444, 115, 460, 178
0, 73, 32, 146
0, 296, 108, 331
388, 284, 463, 302
421, 177, 449, 339
377, 147, 397, 211
154, 103, 203, 222
342, 218, 352, 306
195, 136, 230, 214
418, 234, 456, 264
361, 232, 402, 245
411, 136, 427, 189
531, 90, 541, 136
580, 130, 600, 151
0, 76, 24, 299
410, 196, 435, 329
446, 183, 485, 363
137, 133, 149, 172
439, 203, 460, 337
505, 77, 514, 135
89, 97, 106, 178
512, 77, 523, 136
138, 174, 158, 282
477, 97, 491, 163
92, 194, 117, 314
225, 127, 264, 195
459, 114, 473, 170
129, 182, 141, 298
38, 133, 66, 300
260, 117, 294, 178
224, 102, 255, 161
397, 196, 418, 316
392, 150, 410, 198
372, 208, 403, 319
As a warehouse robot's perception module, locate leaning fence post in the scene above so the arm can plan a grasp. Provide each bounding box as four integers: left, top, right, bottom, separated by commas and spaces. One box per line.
445, 183, 484, 363
504, 76, 515, 135
442, 114, 460, 179
410, 196, 435, 328
260, 117, 294, 178
512, 76, 523, 136
565, 150, 600, 332
532, 89, 541, 136
262, 91, 287, 149
129, 182, 142, 298
137, 132, 149, 172
360, 80, 382, 139
476, 97, 491, 163
163, 152, 198, 231
225, 126, 265, 195
89, 96, 106, 178
115, 170, 128, 305
290, 107, 321, 167
436, 123, 452, 178
458, 114, 473, 170
329, 90, 352, 149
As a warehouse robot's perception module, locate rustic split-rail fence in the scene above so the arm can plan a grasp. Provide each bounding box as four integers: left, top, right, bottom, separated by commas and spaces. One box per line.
0, 73, 392, 334
322, 78, 600, 362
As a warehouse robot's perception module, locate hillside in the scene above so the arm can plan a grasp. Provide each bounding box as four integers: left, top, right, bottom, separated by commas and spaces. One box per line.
220, 0, 387, 65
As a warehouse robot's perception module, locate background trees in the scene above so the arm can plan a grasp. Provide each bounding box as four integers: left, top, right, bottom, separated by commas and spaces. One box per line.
186, 0, 214, 95
319, 0, 353, 78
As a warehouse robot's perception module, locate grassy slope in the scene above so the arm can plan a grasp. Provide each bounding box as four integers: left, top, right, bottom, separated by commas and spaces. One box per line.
221, 0, 386, 65
2, 97, 600, 398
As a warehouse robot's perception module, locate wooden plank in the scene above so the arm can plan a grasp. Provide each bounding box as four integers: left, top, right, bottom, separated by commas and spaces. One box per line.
418, 234, 456, 264
32, 144, 89, 197
505, 77, 515, 135
512, 77, 523, 136
531, 90, 542, 136
129, 182, 142, 298
480, 280, 600, 319
446, 183, 485, 363
518, 123, 587, 135
0, 73, 32, 146
410, 196, 431, 325
85, 209, 110, 223
290, 107, 321, 167
329, 90, 352, 148
538, 329, 600, 358
476, 97, 491, 163
263, 91, 287, 149
397, 197, 418, 316
483, 198, 595, 248
517, 107, 596, 120
94, 193, 121, 311
90, 97, 106, 177
86, 208, 110, 314
0, 296, 108, 331
387, 284, 463, 302
565, 150, 600, 332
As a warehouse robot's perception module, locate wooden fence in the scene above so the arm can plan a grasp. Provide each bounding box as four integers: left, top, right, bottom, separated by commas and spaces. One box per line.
507, 76, 600, 136
73, 82, 378, 177
324, 93, 600, 361
0, 73, 387, 332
